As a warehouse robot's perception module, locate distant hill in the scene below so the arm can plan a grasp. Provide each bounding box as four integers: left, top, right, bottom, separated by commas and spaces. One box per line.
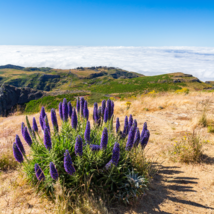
0, 64, 212, 94
0, 64, 24, 70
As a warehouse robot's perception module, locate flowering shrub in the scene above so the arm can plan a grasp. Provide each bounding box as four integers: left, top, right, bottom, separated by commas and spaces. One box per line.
13, 97, 150, 205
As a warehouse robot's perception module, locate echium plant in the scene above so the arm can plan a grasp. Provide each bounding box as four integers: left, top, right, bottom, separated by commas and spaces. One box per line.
13, 98, 150, 205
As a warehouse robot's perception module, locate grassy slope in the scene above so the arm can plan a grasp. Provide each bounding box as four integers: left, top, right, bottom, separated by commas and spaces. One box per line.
0, 66, 212, 113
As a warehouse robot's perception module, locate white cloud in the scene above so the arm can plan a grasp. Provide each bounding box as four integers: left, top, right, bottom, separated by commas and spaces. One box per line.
0, 46, 214, 81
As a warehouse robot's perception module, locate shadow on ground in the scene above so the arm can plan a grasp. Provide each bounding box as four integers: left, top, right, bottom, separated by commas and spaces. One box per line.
123, 165, 214, 214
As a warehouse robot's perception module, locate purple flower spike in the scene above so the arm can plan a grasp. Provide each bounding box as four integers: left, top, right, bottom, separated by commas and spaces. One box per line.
62, 98, 68, 122
40, 107, 46, 129
21, 122, 25, 137
128, 114, 133, 131
71, 108, 78, 129
51, 108, 58, 132
23, 127, 32, 146
84, 121, 90, 144
13, 143, 24, 163
112, 142, 120, 166
50, 162, 59, 180
44, 127, 52, 150
93, 103, 99, 123
140, 122, 147, 141
68, 101, 73, 118
35, 164, 45, 181
104, 108, 108, 123
123, 116, 129, 137
83, 100, 89, 120
100, 127, 108, 150
107, 99, 112, 120
116, 118, 120, 133
32, 117, 38, 132
125, 126, 136, 151
80, 97, 85, 116
133, 128, 140, 147
43, 115, 50, 133
90, 144, 100, 151
75, 135, 83, 156
64, 150, 76, 175
15, 135, 25, 155
141, 130, 150, 149
59, 102, 63, 120
111, 101, 114, 118
105, 160, 113, 170
76, 98, 80, 114
101, 100, 106, 116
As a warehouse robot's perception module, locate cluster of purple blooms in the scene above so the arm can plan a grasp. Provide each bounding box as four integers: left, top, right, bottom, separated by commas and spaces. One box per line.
13, 98, 150, 182
115, 114, 150, 151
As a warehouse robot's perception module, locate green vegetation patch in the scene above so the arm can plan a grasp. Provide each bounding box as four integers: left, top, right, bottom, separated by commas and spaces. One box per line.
25, 93, 89, 113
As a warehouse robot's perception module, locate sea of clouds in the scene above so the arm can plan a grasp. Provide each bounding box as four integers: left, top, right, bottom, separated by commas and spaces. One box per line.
0, 46, 214, 81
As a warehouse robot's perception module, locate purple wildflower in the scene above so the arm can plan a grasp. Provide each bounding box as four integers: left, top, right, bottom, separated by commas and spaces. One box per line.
50, 162, 59, 180
141, 130, 150, 149
93, 103, 99, 123
133, 128, 140, 147
23, 127, 32, 146
32, 117, 38, 132
123, 116, 129, 137
59, 102, 63, 120
104, 108, 108, 123
125, 126, 136, 151
68, 101, 72, 118
64, 150, 76, 175
106, 99, 112, 120
51, 108, 58, 132
90, 144, 100, 151
40, 107, 46, 129
84, 121, 90, 144
44, 127, 52, 150
100, 127, 108, 150
105, 160, 113, 170
15, 135, 25, 155
35, 164, 45, 181
43, 115, 50, 132
128, 114, 133, 131
71, 108, 78, 129
76, 98, 80, 114
101, 100, 106, 116
80, 97, 85, 116
13, 143, 24, 163
75, 135, 83, 156
111, 101, 114, 118
62, 98, 68, 122
140, 122, 147, 140
116, 118, 120, 133
112, 142, 120, 166
21, 122, 25, 137
83, 100, 89, 120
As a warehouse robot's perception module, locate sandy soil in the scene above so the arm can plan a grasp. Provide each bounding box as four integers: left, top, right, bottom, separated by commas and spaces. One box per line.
0, 92, 214, 214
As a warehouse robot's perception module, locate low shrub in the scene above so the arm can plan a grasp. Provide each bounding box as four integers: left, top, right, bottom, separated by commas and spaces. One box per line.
198, 110, 208, 127
169, 132, 204, 164
13, 98, 151, 209
0, 150, 18, 170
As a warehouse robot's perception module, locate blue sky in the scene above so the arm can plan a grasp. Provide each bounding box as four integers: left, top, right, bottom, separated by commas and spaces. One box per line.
0, 0, 214, 46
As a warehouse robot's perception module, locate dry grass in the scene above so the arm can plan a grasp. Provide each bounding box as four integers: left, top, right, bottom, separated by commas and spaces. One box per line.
168, 131, 204, 164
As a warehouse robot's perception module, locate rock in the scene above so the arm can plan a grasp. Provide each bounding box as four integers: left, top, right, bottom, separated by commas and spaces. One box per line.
0, 85, 44, 117
190, 78, 201, 83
